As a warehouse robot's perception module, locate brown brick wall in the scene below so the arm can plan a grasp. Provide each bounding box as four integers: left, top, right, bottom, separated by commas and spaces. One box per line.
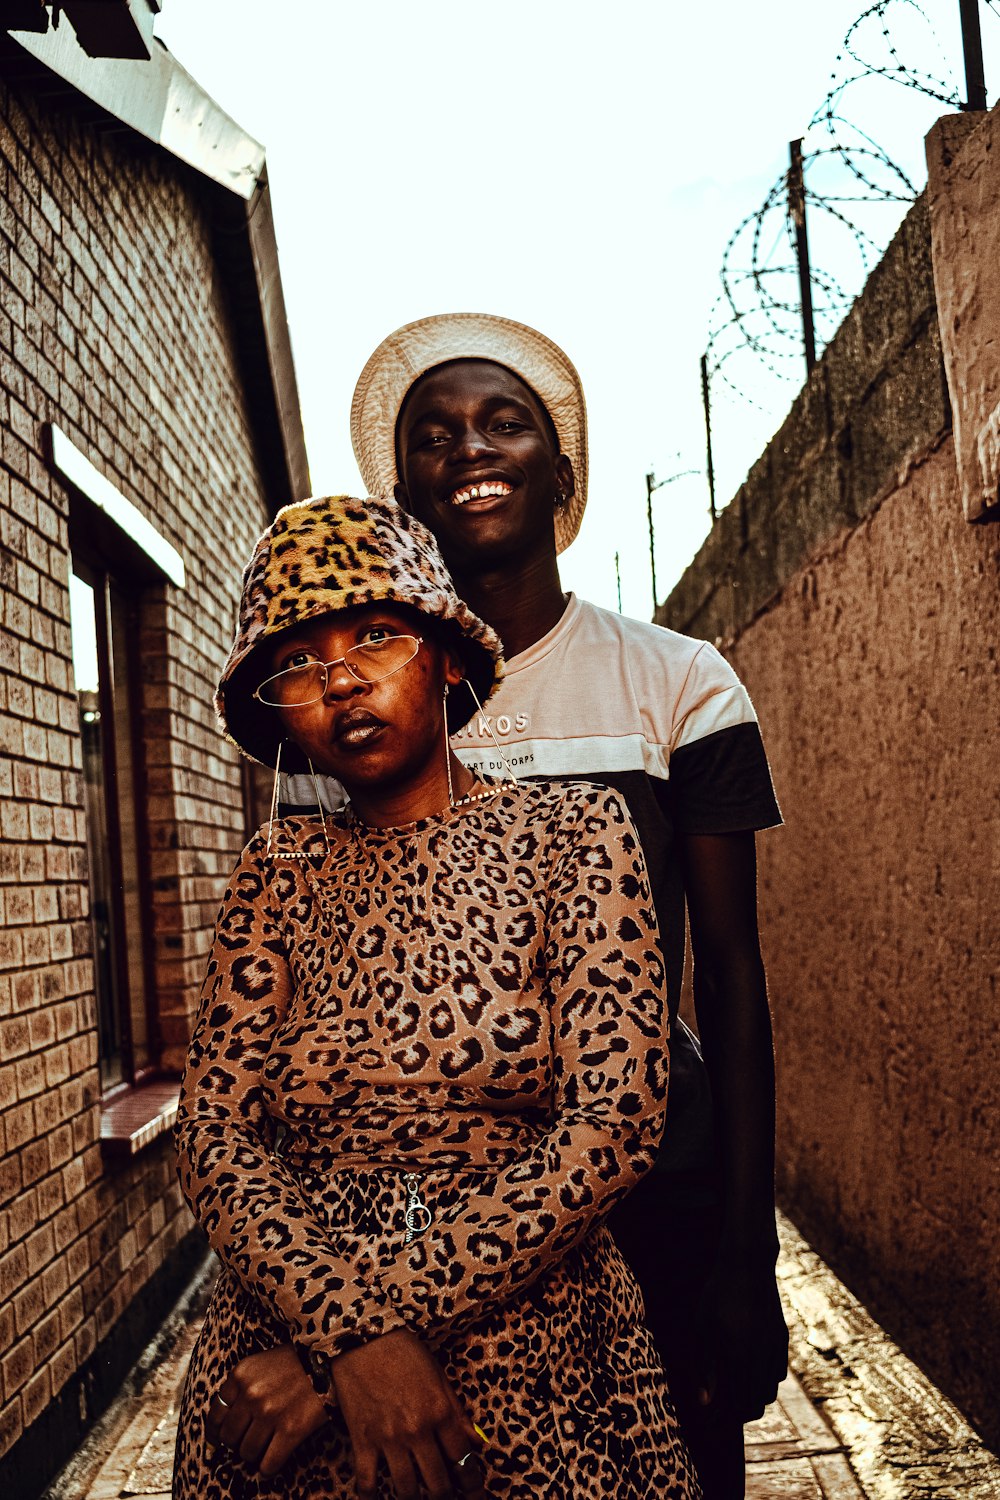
0, 71, 274, 1464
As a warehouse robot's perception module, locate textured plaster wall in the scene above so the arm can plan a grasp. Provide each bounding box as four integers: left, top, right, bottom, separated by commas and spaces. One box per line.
728, 437, 1000, 1447
661, 103, 1000, 1448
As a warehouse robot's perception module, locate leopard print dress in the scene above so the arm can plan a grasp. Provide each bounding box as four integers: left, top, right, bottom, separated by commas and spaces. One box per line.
172, 781, 701, 1498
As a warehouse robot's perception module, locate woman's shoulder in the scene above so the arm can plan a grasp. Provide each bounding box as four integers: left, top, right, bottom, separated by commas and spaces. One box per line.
507, 776, 632, 829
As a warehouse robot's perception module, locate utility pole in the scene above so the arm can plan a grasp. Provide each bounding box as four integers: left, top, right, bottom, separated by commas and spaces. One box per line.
614, 551, 622, 614
701, 354, 717, 522
645, 472, 658, 616
645, 466, 701, 617
959, 0, 987, 110
788, 138, 816, 375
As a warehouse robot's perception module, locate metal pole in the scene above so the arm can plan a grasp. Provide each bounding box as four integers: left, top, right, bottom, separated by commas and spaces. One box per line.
788, 138, 816, 374
700, 354, 717, 523
959, 0, 987, 110
614, 551, 622, 614
645, 471, 658, 616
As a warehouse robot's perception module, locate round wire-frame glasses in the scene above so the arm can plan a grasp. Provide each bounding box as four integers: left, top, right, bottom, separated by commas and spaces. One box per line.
254, 634, 422, 707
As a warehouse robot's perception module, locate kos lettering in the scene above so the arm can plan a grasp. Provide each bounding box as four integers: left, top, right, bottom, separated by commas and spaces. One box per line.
455, 711, 529, 741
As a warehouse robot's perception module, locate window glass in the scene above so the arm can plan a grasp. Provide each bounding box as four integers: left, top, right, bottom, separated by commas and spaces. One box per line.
109, 585, 149, 1070
69, 573, 100, 693
68, 563, 150, 1089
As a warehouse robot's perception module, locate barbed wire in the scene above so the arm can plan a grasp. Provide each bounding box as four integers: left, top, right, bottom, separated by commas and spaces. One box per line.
704, 0, 991, 412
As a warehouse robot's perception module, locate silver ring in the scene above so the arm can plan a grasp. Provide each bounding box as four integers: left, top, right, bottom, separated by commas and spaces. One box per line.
216, 1394, 230, 1409
456, 1451, 477, 1468
405, 1203, 432, 1235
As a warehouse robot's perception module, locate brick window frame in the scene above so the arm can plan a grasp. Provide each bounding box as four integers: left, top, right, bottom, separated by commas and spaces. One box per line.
52, 424, 186, 1157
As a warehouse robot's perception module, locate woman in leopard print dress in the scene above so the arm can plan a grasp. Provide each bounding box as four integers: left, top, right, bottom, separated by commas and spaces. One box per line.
172, 494, 700, 1499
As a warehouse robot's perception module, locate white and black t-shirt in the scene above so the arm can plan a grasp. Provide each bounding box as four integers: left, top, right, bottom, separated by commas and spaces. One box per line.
451, 594, 782, 1179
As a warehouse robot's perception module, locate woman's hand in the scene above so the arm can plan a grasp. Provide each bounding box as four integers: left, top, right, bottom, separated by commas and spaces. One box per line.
332, 1328, 488, 1499
206, 1343, 329, 1476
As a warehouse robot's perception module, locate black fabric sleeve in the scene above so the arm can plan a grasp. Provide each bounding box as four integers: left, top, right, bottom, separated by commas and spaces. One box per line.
665, 722, 782, 835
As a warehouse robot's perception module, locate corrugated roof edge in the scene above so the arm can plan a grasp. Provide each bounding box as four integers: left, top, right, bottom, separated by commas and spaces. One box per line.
7, 17, 311, 511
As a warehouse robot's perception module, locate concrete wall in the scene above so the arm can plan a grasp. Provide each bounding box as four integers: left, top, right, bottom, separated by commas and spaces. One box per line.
663, 190, 951, 647
0, 67, 279, 1491
660, 108, 1000, 1447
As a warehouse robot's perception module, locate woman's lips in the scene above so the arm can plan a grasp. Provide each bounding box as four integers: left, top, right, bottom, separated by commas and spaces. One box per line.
332, 711, 386, 748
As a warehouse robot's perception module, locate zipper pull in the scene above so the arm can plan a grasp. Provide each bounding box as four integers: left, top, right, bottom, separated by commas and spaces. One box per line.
403, 1174, 432, 1243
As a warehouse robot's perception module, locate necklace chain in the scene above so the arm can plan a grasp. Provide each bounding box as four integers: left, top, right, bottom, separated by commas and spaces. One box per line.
450, 780, 504, 812
347, 779, 505, 844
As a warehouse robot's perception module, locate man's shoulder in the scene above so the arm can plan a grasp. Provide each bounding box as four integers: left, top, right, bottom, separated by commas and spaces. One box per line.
568, 597, 754, 740
572, 595, 714, 666
569, 598, 739, 705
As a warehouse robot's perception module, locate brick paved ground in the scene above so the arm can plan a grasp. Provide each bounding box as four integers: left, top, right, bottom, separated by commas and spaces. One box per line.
44, 1214, 1000, 1500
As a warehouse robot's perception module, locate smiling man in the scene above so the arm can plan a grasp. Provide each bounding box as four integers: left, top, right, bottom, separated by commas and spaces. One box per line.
345, 313, 789, 1499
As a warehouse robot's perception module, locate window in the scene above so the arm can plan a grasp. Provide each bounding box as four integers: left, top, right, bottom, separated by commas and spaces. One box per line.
52, 423, 187, 1149
69, 560, 153, 1091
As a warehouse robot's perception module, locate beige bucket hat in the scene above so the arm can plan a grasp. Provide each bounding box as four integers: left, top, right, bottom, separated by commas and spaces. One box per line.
350, 313, 588, 554
216, 494, 503, 771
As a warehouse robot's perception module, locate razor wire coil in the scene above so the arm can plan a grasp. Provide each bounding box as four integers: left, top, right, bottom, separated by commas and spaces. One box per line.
704, 0, 993, 412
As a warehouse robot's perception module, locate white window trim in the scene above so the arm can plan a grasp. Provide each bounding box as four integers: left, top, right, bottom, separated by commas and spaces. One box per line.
50, 424, 186, 589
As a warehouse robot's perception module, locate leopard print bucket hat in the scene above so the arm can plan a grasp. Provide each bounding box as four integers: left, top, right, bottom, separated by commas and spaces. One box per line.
351, 313, 588, 554
216, 493, 503, 769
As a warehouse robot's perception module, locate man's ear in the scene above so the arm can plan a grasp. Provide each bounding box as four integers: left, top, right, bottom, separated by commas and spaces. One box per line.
393, 481, 412, 513
444, 648, 466, 689
556, 454, 575, 501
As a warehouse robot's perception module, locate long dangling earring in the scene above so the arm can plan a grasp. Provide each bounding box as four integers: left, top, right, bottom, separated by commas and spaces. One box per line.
443, 683, 455, 807
266, 738, 284, 857
464, 679, 519, 786
307, 757, 333, 857
266, 740, 332, 861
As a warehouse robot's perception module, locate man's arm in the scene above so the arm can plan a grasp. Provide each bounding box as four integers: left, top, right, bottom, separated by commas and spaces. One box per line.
679, 828, 788, 1421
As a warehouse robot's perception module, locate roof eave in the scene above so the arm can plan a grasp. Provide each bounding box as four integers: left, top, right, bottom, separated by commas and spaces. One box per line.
6, 20, 310, 511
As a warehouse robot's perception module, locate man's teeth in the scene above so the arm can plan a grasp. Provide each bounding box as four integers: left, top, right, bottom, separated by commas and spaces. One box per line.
450, 482, 513, 506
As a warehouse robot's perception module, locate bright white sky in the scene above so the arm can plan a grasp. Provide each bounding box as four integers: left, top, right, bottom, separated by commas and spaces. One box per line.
155, 1, 998, 620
